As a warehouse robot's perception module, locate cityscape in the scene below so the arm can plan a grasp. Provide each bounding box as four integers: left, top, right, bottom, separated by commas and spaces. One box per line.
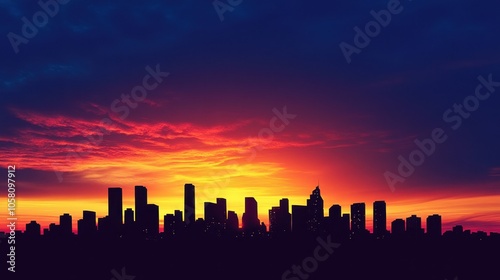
2, 0, 500, 279
5, 184, 499, 241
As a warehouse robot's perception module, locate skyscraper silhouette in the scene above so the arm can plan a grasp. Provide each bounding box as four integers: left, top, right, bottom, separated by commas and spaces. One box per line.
108, 187, 123, 235
269, 207, 280, 234
227, 210, 239, 232
205, 202, 218, 224
373, 201, 387, 238
391, 218, 405, 236
307, 186, 324, 233
135, 186, 147, 231
406, 215, 423, 236
243, 197, 260, 234
217, 198, 227, 222
280, 198, 292, 234
269, 198, 291, 236
78, 210, 97, 237
427, 214, 442, 237
184, 183, 195, 225
60, 213, 72, 236
329, 204, 341, 220
124, 208, 134, 225
292, 205, 308, 235
164, 214, 178, 237
25, 221, 41, 237
351, 203, 366, 237
145, 204, 159, 237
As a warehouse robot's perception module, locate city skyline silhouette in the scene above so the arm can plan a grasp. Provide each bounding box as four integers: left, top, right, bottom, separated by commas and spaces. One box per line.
7, 183, 499, 240
2, 0, 500, 279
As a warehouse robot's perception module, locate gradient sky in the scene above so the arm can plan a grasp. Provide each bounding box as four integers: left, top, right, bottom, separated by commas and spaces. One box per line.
1, 0, 500, 234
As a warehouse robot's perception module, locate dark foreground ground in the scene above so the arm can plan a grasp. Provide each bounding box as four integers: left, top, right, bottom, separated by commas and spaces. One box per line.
2, 235, 500, 280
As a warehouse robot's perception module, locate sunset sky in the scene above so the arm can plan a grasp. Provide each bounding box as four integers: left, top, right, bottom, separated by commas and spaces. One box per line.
1, 0, 500, 234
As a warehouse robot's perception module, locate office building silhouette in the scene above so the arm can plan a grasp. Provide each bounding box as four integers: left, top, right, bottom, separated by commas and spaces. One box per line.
453, 225, 464, 236
292, 205, 308, 235
184, 183, 195, 225
217, 198, 227, 222
25, 221, 41, 237
164, 213, 182, 237
108, 187, 123, 235
373, 201, 387, 238
391, 219, 405, 236
145, 204, 159, 237
124, 208, 134, 225
269, 198, 291, 237
135, 185, 147, 231
204, 201, 224, 236
97, 216, 110, 235
77, 210, 97, 237
243, 197, 260, 234
340, 213, 350, 239
227, 210, 239, 233
329, 204, 341, 220
307, 186, 324, 233
427, 214, 442, 237
60, 213, 72, 236
406, 215, 424, 236
47, 223, 59, 237
351, 203, 366, 237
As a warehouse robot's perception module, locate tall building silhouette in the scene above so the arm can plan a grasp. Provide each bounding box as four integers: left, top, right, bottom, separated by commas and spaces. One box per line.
145, 204, 159, 237
292, 205, 308, 235
217, 198, 227, 222
124, 208, 135, 225
25, 221, 41, 237
406, 215, 423, 236
280, 198, 292, 234
174, 210, 183, 223
135, 186, 147, 230
60, 213, 72, 236
329, 204, 341, 220
48, 223, 59, 236
204, 202, 217, 222
204, 200, 225, 236
164, 212, 182, 237
373, 201, 387, 238
242, 197, 260, 233
97, 216, 109, 234
391, 218, 405, 236
78, 210, 97, 237
307, 186, 324, 233
351, 203, 366, 236
269, 198, 291, 236
123, 208, 136, 237
184, 183, 195, 225
340, 213, 350, 239
164, 214, 175, 237
327, 204, 342, 239
269, 207, 280, 234
453, 225, 464, 236
227, 210, 239, 232
108, 187, 123, 234
427, 214, 442, 237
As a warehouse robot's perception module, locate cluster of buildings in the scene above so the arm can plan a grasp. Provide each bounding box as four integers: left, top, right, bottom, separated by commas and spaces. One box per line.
6, 184, 498, 241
